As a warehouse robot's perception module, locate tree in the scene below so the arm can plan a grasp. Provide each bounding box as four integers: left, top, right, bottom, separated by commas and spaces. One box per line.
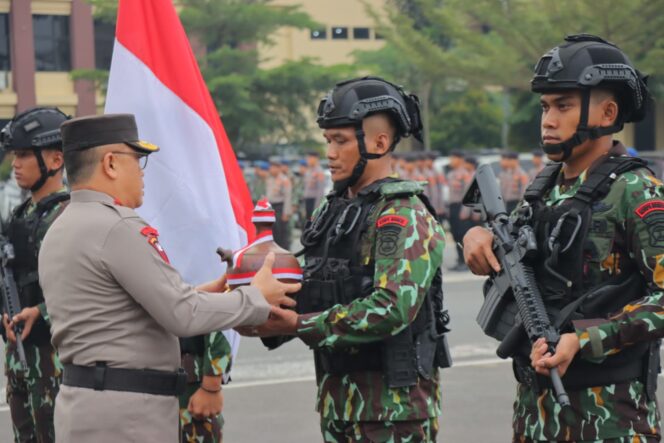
364, 0, 664, 149
81, 0, 355, 153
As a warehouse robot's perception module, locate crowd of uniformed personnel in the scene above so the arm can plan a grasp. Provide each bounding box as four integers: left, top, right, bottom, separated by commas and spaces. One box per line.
248, 148, 544, 271
0, 32, 662, 443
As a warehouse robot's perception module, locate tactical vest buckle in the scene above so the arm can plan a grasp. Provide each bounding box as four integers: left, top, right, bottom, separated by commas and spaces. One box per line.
548, 210, 582, 254
333, 203, 362, 238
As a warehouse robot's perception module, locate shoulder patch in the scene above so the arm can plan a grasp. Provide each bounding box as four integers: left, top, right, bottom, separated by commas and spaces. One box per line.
377, 214, 409, 228
140, 226, 170, 263
635, 200, 664, 218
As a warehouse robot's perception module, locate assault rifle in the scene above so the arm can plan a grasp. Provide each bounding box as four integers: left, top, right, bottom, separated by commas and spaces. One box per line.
462, 164, 570, 407
0, 236, 28, 372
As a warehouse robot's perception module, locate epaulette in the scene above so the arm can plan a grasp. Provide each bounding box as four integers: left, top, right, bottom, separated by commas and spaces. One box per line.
101, 201, 141, 220
378, 180, 424, 198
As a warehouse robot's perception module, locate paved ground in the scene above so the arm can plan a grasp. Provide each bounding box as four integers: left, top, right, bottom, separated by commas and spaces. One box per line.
0, 237, 661, 441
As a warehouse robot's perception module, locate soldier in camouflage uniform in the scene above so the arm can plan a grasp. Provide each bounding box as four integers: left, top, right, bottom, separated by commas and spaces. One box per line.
0, 107, 71, 443
249, 161, 269, 203
464, 35, 661, 442
250, 77, 451, 442
179, 331, 232, 443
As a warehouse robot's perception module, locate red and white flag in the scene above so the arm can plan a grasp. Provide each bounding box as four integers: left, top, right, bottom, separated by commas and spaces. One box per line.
105, 0, 255, 361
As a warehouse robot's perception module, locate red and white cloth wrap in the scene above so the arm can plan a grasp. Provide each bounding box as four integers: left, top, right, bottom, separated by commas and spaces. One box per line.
226, 231, 303, 286
251, 198, 276, 223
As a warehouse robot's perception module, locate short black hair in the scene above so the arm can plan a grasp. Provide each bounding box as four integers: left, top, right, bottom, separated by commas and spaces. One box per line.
64, 148, 100, 185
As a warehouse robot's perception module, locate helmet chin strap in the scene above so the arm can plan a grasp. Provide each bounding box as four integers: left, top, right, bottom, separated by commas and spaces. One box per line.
332, 127, 395, 193
29, 148, 62, 193
540, 89, 624, 161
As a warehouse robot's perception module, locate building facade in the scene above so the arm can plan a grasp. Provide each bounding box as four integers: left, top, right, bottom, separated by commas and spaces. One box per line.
0, 0, 97, 127
260, 0, 386, 68
0, 0, 661, 151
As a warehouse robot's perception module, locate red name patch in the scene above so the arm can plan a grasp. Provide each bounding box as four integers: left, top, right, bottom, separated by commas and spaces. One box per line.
635, 200, 664, 218
376, 215, 408, 228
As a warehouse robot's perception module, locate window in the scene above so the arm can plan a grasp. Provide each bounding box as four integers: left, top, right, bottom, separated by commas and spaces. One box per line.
332, 27, 348, 40
94, 20, 115, 70
310, 28, 327, 40
0, 14, 9, 71
353, 27, 370, 40
33, 15, 71, 71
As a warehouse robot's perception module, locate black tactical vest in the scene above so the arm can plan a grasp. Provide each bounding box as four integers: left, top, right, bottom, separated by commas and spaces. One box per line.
514, 156, 658, 393
5, 191, 69, 346
297, 178, 450, 388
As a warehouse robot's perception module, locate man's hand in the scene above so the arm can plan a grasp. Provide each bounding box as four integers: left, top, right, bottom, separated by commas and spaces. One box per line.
251, 252, 300, 307
2, 313, 15, 343
237, 306, 298, 337
530, 333, 580, 377
281, 214, 290, 222
463, 226, 500, 275
197, 274, 228, 293
5, 307, 40, 342
187, 376, 223, 420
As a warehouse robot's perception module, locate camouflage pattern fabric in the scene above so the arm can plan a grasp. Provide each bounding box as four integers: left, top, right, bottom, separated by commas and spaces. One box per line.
513, 434, 659, 443
248, 173, 267, 203
179, 330, 231, 443
512, 142, 663, 441
321, 417, 438, 443
5, 344, 61, 443
297, 179, 446, 423
4, 194, 66, 443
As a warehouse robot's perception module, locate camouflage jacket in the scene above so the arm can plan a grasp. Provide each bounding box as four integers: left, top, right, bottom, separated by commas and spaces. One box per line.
296, 179, 446, 422
513, 142, 662, 440
181, 331, 232, 386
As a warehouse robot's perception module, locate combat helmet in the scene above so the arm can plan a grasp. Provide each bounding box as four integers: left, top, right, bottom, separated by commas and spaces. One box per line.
0, 107, 70, 191
316, 76, 423, 190
531, 34, 650, 160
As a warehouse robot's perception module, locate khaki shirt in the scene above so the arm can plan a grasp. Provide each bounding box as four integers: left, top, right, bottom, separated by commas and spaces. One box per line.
446, 167, 471, 203
303, 165, 326, 202
498, 167, 529, 202
266, 173, 293, 216
39, 190, 270, 372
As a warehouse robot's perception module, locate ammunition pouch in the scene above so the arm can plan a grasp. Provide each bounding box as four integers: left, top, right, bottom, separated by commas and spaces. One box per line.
12, 270, 50, 347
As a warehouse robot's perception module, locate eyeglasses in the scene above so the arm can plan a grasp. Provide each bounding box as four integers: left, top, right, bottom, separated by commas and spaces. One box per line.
111, 151, 149, 170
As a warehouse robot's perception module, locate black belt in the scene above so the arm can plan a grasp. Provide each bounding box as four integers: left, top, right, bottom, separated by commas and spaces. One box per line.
63, 363, 187, 397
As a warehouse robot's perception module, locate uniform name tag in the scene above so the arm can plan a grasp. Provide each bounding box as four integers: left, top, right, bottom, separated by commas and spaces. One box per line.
376, 215, 408, 228
635, 200, 664, 218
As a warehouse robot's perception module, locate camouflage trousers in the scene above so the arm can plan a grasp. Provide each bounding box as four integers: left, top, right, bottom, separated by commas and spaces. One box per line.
179, 382, 224, 443
513, 435, 660, 442
5, 343, 61, 443
320, 417, 438, 443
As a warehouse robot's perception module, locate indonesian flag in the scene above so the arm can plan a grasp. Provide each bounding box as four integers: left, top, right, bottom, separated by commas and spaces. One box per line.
105, 0, 255, 364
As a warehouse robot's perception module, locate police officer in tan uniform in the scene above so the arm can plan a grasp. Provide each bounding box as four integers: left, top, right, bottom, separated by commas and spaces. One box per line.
527, 149, 545, 182
498, 150, 529, 213
446, 150, 471, 271
266, 159, 293, 249
37, 114, 299, 443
